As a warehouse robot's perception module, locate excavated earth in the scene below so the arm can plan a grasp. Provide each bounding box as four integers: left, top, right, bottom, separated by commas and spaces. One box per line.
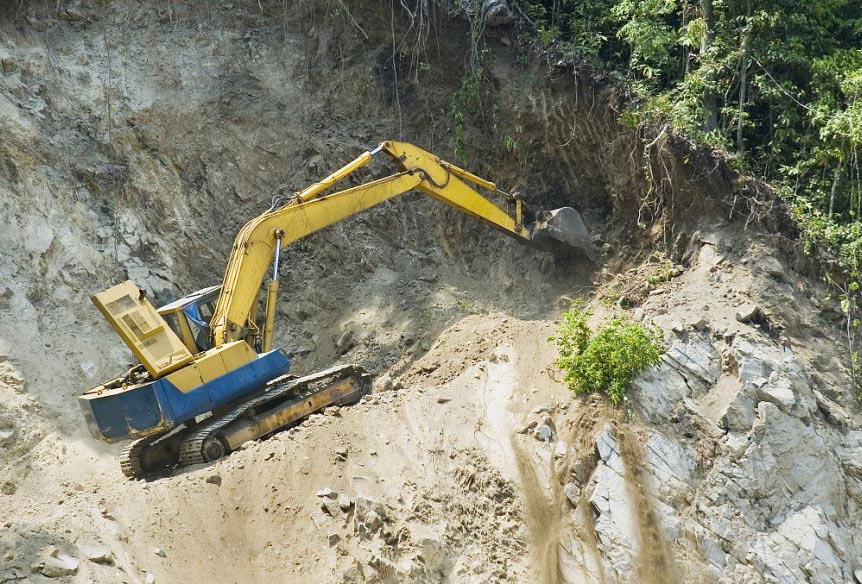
1, 2, 862, 583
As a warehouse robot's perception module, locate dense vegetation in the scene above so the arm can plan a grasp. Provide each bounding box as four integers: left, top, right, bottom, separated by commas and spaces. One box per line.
553, 303, 663, 405
515, 1, 862, 272
501, 0, 861, 392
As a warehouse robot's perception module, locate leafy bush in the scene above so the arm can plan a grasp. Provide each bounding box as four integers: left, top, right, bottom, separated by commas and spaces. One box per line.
553, 302, 663, 405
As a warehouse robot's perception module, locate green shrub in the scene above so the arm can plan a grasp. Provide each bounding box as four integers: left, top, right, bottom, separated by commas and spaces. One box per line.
553, 302, 663, 405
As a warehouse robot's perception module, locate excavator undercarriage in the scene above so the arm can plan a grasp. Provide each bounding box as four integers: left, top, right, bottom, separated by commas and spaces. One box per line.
119, 365, 368, 479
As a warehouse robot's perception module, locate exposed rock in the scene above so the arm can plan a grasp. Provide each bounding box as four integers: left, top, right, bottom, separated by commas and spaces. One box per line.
757, 255, 785, 279
553, 440, 568, 459
516, 420, 537, 435
735, 304, 762, 323
632, 334, 721, 422
31, 547, 79, 578
354, 498, 388, 539
327, 532, 341, 547
563, 482, 580, 507
152, 547, 166, 558
755, 380, 796, 414
321, 497, 342, 517
570, 454, 596, 486
589, 455, 638, 576
82, 545, 113, 565
205, 474, 222, 486
534, 419, 555, 442
483, 0, 513, 26
337, 494, 353, 512
316, 487, 338, 499
641, 431, 693, 501
814, 390, 851, 429
373, 374, 394, 393
335, 330, 355, 355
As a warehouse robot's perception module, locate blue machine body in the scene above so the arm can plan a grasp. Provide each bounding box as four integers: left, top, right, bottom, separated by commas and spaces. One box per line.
80, 349, 291, 443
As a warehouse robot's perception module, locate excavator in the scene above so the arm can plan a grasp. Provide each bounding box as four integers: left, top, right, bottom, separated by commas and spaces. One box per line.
79, 141, 594, 479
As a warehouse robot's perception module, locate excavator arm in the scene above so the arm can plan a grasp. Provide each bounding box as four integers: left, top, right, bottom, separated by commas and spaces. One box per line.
209, 141, 593, 348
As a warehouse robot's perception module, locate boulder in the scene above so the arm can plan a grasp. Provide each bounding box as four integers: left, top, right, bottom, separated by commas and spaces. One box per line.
483, 0, 513, 26
534, 418, 556, 442
31, 546, 79, 578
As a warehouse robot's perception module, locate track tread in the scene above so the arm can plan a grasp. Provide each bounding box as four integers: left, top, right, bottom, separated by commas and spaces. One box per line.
119, 436, 151, 480
178, 364, 365, 466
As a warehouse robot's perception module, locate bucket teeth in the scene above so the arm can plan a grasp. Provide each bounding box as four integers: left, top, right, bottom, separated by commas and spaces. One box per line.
530, 207, 596, 260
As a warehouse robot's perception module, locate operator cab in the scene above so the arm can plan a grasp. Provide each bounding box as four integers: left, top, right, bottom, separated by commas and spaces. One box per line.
157, 285, 221, 353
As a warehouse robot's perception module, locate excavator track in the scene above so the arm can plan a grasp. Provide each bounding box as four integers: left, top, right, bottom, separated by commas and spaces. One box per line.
178, 364, 367, 467
120, 436, 152, 479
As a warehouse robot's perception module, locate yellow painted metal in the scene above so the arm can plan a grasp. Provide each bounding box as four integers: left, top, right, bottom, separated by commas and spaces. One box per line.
160, 307, 198, 354
440, 160, 497, 192
221, 375, 364, 450
244, 296, 260, 348
209, 141, 532, 347
210, 171, 423, 345
164, 341, 257, 392
261, 279, 279, 352
164, 363, 205, 393
380, 140, 530, 239
92, 281, 194, 378
294, 151, 374, 203
217, 340, 259, 372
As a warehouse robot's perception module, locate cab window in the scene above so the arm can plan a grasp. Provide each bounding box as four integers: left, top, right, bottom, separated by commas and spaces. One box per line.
162, 312, 182, 339
198, 300, 216, 323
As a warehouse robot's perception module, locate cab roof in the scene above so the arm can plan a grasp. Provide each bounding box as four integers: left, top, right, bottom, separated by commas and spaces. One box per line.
157, 285, 221, 313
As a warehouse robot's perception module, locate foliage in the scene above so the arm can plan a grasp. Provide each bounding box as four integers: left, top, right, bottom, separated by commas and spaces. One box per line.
515, 0, 862, 229
553, 302, 663, 405
516, 0, 862, 396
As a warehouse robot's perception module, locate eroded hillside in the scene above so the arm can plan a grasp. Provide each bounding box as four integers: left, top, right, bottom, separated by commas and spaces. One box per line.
1, 2, 861, 583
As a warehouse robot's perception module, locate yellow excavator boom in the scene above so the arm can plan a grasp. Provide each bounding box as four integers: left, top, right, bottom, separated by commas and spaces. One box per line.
209, 140, 591, 348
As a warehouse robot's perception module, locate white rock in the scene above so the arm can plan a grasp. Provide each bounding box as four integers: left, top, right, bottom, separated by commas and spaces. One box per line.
554, 440, 568, 459
373, 374, 394, 392
22, 218, 53, 256
33, 547, 79, 578
316, 487, 338, 499
589, 463, 638, 576
755, 381, 796, 414
633, 334, 721, 422
337, 494, 352, 512
595, 427, 616, 460
563, 482, 580, 507
152, 547, 166, 558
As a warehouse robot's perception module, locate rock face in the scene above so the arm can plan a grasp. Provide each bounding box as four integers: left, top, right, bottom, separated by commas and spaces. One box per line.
610, 331, 862, 582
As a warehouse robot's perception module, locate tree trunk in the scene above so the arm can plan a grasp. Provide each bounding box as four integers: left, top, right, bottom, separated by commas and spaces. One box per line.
737, 0, 751, 157
700, 0, 719, 132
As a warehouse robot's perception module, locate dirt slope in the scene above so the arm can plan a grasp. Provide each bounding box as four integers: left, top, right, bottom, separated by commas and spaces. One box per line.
2, 2, 862, 583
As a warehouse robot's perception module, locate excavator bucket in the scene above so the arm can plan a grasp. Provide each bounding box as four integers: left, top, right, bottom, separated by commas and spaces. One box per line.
530, 207, 596, 260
